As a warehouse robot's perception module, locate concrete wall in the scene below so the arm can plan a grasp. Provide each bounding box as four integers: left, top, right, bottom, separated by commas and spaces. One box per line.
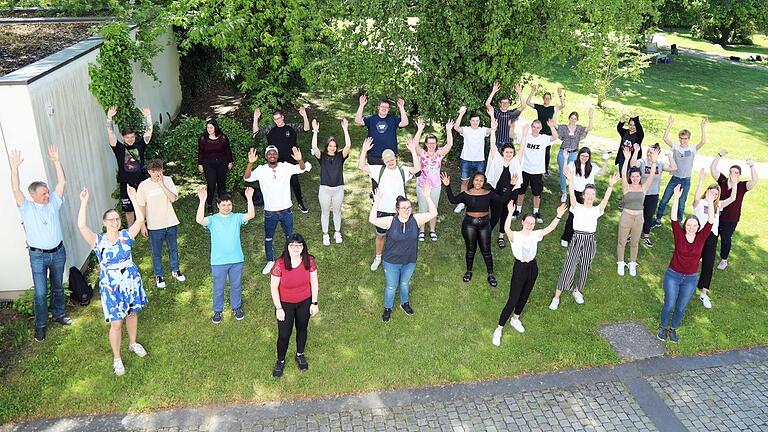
0, 26, 182, 298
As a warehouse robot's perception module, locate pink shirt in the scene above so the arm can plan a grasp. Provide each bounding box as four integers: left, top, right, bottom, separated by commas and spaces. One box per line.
417, 149, 445, 189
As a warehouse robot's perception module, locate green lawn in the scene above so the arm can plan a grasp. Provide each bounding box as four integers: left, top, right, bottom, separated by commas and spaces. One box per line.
2, 89, 767, 424
660, 29, 768, 57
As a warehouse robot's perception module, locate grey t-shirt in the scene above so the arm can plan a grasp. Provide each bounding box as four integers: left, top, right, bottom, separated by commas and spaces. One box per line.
671, 143, 697, 178
639, 159, 665, 195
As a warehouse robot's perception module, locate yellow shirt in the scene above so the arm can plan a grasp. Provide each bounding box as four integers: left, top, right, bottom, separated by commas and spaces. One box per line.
135, 176, 180, 230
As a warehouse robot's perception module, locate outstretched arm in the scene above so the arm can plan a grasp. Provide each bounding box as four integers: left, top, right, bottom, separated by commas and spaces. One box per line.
8, 149, 25, 206
540, 204, 568, 237
454, 106, 466, 134
195, 187, 209, 226
670, 184, 682, 222
397, 98, 409, 128
310, 119, 321, 159
368, 191, 393, 230
244, 148, 258, 180
244, 187, 256, 221
413, 117, 426, 153
298, 106, 310, 131
693, 167, 706, 208
711, 149, 724, 180
355, 94, 367, 126
358, 137, 373, 172
141, 107, 153, 143
599, 173, 620, 212
126, 186, 145, 239
441, 119, 455, 154
252, 108, 261, 134
341, 118, 352, 158
46, 146, 66, 198
525, 84, 537, 108
405, 137, 422, 175
585, 106, 595, 132
485, 82, 500, 112
106, 106, 118, 147
515, 84, 526, 112
746, 159, 758, 190
556, 87, 565, 110
696, 117, 708, 150
77, 188, 97, 247
642, 161, 658, 194
564, 164, 577, 208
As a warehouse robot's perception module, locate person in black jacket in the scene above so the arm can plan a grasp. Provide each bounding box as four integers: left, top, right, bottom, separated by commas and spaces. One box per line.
615, 114, 644, 175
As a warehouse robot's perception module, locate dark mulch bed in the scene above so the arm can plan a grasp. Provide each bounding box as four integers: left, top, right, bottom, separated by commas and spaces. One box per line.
0, 23, 97, 76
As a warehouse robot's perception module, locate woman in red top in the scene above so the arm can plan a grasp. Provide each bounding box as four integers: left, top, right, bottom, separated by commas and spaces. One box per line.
270, 233, 319, 378
658, 185, 714, 344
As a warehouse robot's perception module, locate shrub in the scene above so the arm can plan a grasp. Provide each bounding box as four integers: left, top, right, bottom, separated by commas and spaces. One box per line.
159, 116, 253, 193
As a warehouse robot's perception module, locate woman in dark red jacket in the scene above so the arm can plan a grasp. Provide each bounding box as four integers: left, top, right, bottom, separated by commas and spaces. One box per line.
198, 119, 234, 213
657, 185, 715, 344
270, 233, 319, 378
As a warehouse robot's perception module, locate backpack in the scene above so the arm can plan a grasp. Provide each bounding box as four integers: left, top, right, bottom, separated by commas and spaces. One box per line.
378, 165, 408, 197
68, 266, 93, 306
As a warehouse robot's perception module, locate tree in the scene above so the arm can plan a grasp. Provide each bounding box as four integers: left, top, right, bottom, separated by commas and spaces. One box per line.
692, 0, 768, 46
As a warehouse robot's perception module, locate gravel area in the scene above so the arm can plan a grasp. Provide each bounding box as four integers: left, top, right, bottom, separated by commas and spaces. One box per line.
0, 23, 97, 76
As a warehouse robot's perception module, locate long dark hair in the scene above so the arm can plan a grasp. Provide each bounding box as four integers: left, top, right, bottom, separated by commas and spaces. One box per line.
575, 146, 593, 178
280, 233, 312, 271
203, 118, 224, 138
323, 136, 338, 157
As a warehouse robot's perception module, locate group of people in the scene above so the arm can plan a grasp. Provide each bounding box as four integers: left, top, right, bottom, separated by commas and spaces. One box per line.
9, 83, 759, 378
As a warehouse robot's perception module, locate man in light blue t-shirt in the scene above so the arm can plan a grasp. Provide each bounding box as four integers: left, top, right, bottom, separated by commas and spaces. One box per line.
9, 146, 72, 342
196, 187, 256, 324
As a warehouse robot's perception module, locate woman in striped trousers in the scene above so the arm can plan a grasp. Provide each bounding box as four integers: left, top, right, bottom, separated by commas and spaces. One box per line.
549, 168, 619, 310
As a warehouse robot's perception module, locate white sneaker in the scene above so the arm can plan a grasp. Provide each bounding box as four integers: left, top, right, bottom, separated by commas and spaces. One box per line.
113, 358, 125, 376
262, 261, 275, 275
172, 270, 186, 282
560, 192, 567, 203
334, 231, 343, 244
454, 203, 466, 213
370, 256, 382, 271
510, 318, 526, 333
322, 233, 331, 246
717, 260, 728, 270
492, 328, 502, 346
617, 261, 626, 276
128, 343, 147, 357
560, 240, 568, 248
628, 261, 637, 277
549, 297, 560, 310
700, 293, 712, 309
573, 291, 585, 304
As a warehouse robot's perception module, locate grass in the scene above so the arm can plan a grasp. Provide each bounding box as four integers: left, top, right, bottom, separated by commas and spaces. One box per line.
660, 29, 768, 57
1, 81, 767, 425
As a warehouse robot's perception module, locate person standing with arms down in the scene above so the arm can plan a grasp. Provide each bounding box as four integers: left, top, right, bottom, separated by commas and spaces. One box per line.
77, 186, 148, 376
492, 203, 567, 345
657, 185, 715, 344
196, 187, 256, 324
197, 118, 234, 214
413, 117, 454, 241
310, 118, 352, 246
512, 119, 559, 223
549, 168, 620, 310
452, 106, 491, 213
358, 136, 422, 272
244, 146, 312, 275
554, 108, 594, 202
252, 106, 311, 213
709, 149, 758, 271
485, 82, 525, 151
9, 146, 72, 342
369, 188, 437, 322
355, 95, 410, 192
526, 84, 565, 175
106, 105, 153, 227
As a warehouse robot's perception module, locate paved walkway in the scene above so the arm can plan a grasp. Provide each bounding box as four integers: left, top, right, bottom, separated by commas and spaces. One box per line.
3, 347, 768, 431
652, 33, 768, 71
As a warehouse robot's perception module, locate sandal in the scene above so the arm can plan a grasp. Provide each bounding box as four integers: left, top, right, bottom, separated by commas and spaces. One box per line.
418, 232, 425, 242
497, 237, 506, 248
487, 274, 498, 287
463, 271, 473, 283
430, 231, 438, 241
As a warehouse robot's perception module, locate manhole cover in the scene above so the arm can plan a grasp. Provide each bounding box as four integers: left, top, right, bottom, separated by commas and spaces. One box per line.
599, 321, 665, 360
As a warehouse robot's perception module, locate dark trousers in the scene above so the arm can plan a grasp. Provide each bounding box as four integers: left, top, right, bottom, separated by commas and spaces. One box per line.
698, 232, 718, 289
498, 259, 538, 325
276, 297, 311, 362
203, 158, 228, 206
561, 191, 584, 242
718, 220, 738, 260
642, 194, 659, 235
290, 174, 305, 206
490, 190, 519, 235
461, 215, 493, 274
544, 145, 551, 174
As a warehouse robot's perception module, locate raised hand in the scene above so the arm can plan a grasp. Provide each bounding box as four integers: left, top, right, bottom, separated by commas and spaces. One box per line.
253, 108, 261, 119
291, 146, 303, 161
107, 106, 117, 119
445, 119, 455, 130
341, 118, 349, 130
746, 158, 754, 167
359, 94, 368, 106
47, 145, 60, 162
492, 82, 501, 93
701, 117, 709, 127
588, 106, 595, 118
719, 148, 728, 157
556, 203, 568, 218
397, 98, 405, 109
197, 186, 207, 201
312, 118, 319, 132
362, 137, 374, 152
405, 136, 417, 152
141, 107, 151, 117
458, 106, 467, 115
667, 115, 674, 127
619, 114, 626, 123
672, 184, 682, 198
608, 172, 620, 187
531, 84, 539, 92
510, 173, 519, 185
622, 147, 632, 159
298, 105, 307, 117
127, 185, 137, 199
440, 172, 450, 186
79, 187, 89, 202
557, 86, 564, 96
244, 186, 254, 200
507, 199, 516, 212
247, 148, 258, 164
514, 83, 522, 93
416, 117, 425, 130
547, 118, 556, 129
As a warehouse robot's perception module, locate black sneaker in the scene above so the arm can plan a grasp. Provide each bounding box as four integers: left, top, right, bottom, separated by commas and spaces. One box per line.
382, 308, 392, 322
400, 303, 414, 316
462, 271, 473, 283
650, 219, 662, 230
487, 274, 498, 287
642, 236, 654, 248
511, 210, 520, 220
34, 326, 46, 342
233, 308, 245, 320
212, 311, 222, 324
668, 328, 679, 343
295, 353, 309, 371
272, 360, 286, 378
656, 327, 668, 341
298, 202, 309, 214
54, 315, 73, 325
533, 212, 543, 224
497, 237, 506, 248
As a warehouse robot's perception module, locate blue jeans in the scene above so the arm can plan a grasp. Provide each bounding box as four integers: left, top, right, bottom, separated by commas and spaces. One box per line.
29, 246, 67, 328
211, 262, 244, 312
660, 268, 698, 329
382, 261, 416, 309
460, 159, 486, 181
557, 148, 578, 192
264, 209, 293, 262
656, 176, 691, 222
148, 225, 180, 277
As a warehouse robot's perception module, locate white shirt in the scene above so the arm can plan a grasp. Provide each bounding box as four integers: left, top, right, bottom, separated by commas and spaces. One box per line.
519, 133, 551, 174
368, 165, 414, 213
244, 162, 312, 211
510, 230, 542, 262
694, 201, 720, 236
570, 203, 604, 233
567, 162, 600, 192
486, 153, 523, 190
459, 127, 488, 162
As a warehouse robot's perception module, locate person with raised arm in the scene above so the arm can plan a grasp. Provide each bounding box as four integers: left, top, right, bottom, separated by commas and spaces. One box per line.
311, 118, 352, 246
616, 146, 657, 277
485, 82, 525, 151
525, 84, 565, 175
487, 119, 525, 248
413, 117, 454, 241
196, 186, 256, 324
630, 143, 677, 248
369, 187, 437, 322
9, 146, 72, 342
709, 149, 758, 270
77, 186, 147, 376
559, 147, 603, 247
554, 107, 594, 203
656, 184, 715, 344
452, 106, 491, 213
614, 112, 644, 175
244, 145, 311, 275
355, 95, 410, 193
512, 118, 559, 223
106, 105, 153, 227
492, 203, 567, 345
358, 136, 421, 272
252, 106, 311, 213
549, 168, 620, 310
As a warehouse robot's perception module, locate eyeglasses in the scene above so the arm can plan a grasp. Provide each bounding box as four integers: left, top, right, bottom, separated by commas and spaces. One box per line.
288, 243, 304, 248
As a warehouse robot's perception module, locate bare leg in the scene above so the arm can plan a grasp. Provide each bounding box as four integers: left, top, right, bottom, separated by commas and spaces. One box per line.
533, 195, 541, 208
109, 321, 123, 359
375, 235, 385, 255
125, 313, 138, 345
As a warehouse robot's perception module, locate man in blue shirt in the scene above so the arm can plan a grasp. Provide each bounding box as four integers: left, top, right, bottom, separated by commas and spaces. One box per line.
9, 146, 72, 342
355, 95, 410, 192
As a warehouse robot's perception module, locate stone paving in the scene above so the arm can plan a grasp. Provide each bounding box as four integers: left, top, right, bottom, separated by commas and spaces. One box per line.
3, 347, 767, 432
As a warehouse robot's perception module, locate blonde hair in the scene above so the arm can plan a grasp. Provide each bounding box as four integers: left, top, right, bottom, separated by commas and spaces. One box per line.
701, 184, 721, 212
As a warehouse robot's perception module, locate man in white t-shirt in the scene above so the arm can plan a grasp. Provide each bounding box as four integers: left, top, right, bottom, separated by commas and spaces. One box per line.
358, 136, 422, 271
452, 106, 491, 213
513, 119, 559, 223
244, 145, 311, 274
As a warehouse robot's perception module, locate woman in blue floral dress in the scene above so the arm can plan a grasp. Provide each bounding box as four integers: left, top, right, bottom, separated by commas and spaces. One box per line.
77, 186, 148, 376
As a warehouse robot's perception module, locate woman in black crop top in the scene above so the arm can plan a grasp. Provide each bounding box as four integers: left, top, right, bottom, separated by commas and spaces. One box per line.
443, 171, 518, 287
